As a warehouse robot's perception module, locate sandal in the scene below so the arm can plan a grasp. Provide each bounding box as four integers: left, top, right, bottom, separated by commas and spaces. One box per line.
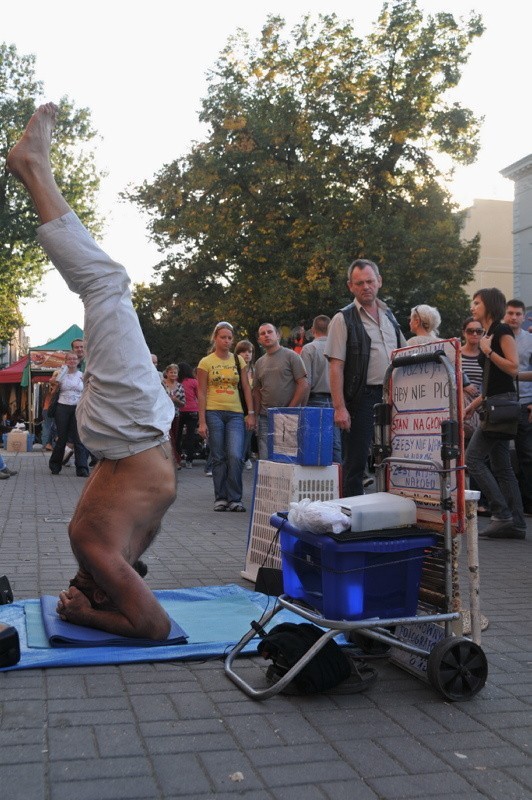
214, 500, 227, 512
227, 502, 246, 512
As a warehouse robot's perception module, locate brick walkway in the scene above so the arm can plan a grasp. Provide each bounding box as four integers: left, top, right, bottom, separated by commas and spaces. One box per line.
0, 449, 530, 800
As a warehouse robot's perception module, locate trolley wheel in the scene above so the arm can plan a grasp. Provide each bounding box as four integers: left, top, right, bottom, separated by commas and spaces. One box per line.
347, 629, 391, 655
427, 636, 488, 701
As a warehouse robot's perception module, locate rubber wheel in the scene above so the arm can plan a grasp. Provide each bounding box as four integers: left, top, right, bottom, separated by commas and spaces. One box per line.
427, 636, 488, 701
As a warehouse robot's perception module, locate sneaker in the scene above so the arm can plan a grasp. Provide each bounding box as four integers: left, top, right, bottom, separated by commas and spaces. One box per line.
185, 461, 192, 469
479, 517, 514, 537
0, 468, 17, 476
204, 470, 213, 477
480, 524, 526, 540
244, 459, 253, 470
214, 500, 227, 511
0, 472, 10, 480
62, 447, 73, 466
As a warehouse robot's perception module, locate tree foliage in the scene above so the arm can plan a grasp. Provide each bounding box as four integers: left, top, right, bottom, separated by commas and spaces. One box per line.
0, 43, 102, 341
129, 0, 484, 354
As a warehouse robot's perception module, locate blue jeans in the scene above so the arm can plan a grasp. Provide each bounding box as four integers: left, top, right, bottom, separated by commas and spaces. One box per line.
41, 408, 54, 447
466, 427, 525, 528
342, 385, 382, 497
257, 415, 269, 461
242, 427, 253, 461
308, 393, 342, 463
206, 411, 245, 503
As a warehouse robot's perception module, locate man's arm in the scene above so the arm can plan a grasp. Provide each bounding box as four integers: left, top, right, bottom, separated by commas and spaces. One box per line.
252, 369, 262, 415
288, 375, 309, 407
300, 347, 312, 404
328, 357, 351, 430
57, 550, 171, 640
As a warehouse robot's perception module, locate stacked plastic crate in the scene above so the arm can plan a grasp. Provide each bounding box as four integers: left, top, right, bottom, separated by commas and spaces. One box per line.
241, 407, 340, 583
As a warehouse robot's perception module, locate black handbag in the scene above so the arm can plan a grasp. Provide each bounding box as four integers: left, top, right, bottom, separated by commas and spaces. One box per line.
233, 354, 248, 415
483, 392, 520, 424
479, 344, 519, 436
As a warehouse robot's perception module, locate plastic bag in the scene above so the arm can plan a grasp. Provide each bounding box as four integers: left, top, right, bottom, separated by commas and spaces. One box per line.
288, 498, 350, 535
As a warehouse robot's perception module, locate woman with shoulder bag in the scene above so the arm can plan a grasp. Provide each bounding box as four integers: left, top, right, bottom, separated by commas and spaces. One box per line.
464, 288, 525, 539
197, 322, 255, 512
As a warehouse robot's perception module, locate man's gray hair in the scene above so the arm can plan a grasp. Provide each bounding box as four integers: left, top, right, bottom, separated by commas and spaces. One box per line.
347, 258, 380, 281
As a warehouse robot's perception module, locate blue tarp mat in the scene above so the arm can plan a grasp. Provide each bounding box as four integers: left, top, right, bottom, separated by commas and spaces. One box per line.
0, 584, 303, 671
38, 595, 189, 647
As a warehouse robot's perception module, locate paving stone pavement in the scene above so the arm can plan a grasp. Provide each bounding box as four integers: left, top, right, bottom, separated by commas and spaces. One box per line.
0, 449, 530, 800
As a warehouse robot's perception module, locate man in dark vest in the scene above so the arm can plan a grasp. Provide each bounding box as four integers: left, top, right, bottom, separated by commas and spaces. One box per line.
325, 258, 406, 496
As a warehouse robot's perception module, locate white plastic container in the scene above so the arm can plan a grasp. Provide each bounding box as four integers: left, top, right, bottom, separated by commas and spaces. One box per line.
327, 492, 417, 532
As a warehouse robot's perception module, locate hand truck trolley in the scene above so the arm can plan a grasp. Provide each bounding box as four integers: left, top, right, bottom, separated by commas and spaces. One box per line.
224, 349, 488, 701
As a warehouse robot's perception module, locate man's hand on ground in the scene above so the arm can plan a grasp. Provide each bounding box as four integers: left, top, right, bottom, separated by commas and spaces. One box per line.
56, 585, 92, 623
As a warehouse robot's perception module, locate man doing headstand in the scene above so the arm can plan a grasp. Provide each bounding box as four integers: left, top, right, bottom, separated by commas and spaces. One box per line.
7, 103, 176, 640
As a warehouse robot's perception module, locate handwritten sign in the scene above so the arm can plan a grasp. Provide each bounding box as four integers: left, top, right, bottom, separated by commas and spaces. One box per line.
390, 620, 445, 678
387, 339, 465, 531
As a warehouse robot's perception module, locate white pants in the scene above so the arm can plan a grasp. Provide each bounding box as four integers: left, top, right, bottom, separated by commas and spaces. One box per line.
37, 212, 174, 459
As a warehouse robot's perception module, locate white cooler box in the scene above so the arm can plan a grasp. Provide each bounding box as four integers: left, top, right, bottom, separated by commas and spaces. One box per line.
327, 492, 417, 534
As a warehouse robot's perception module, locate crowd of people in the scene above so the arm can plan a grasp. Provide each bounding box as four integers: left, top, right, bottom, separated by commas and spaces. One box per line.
34, 267, 531, 541
5, 242, 532, 538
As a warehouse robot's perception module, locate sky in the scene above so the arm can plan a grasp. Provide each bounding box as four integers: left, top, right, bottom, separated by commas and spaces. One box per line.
3, 0, 530, 347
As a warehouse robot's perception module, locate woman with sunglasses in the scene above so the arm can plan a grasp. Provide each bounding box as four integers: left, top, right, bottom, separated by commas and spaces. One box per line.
464, 289, 525, 539
461, 317, 484, 395
460, 317, 488, 511
197, 322, 255, 512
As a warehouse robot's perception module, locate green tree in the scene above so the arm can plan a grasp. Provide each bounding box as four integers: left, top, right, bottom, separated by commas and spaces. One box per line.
129, 0, 483, 348
0, 43, 102, 341
133, 282, 216, 368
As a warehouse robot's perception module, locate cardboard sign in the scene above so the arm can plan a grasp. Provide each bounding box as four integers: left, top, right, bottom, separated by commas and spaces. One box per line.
387, 339, 465, 531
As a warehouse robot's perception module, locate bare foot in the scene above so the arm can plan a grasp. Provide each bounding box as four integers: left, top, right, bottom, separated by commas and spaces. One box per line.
6, 102, 58, 181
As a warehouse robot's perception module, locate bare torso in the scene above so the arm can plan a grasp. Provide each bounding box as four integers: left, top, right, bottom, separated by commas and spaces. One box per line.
59, 444, 176, 639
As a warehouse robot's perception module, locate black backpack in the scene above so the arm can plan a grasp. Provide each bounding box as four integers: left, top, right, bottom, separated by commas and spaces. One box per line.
257, 622, 352, 694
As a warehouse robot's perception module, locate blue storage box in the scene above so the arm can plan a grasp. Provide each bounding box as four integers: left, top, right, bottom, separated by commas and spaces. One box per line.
267, 407, 333, 466
271, 514, 436, 621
